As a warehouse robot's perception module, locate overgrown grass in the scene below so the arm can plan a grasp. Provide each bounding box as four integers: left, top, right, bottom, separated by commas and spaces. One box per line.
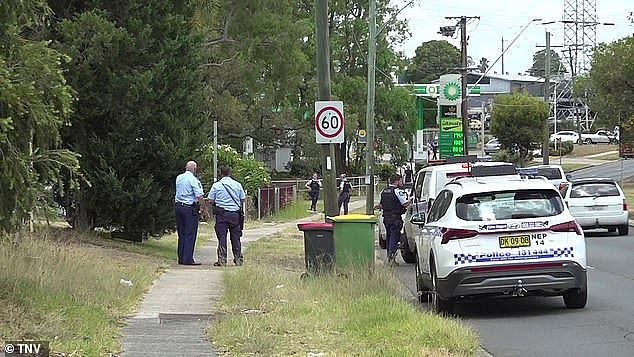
209, 230, 479, 356
0, 228, 165, 355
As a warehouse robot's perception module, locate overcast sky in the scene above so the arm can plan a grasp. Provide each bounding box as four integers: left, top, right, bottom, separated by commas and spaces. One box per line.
397, 0, 634, 78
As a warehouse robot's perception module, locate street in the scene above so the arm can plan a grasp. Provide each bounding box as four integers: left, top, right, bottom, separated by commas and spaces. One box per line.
381, 230, 634, 357
572, 159, 634, 181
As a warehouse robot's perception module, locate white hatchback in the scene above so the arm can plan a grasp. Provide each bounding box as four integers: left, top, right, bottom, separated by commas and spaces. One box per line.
562, 178, 629, 235
411, 177, 587, 313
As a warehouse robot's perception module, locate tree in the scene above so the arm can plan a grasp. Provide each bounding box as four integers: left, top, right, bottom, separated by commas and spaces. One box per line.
582, 36, 634, 129
478, 57, 489, 73
528, 49, 565, 77
51, 1, 207, 234
0, 0, 79, 236
491, 92, 548, 166
403, 40, 460, 83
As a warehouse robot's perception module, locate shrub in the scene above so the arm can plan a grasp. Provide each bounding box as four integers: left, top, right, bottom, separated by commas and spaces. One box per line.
376, 163, 397, 181
200, 145, 271, 196
550, 141, 573, 156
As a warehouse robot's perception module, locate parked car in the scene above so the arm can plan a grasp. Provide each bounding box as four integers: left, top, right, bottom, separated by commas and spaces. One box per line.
411, 176, 587, 313
518, 165, 569, 191
401, 161, 519, 264
579, 130, 617, 144
469, 119, 482, 130
550, 131, 580, 144
484, 138, 501, 155
562, 178, 629, 235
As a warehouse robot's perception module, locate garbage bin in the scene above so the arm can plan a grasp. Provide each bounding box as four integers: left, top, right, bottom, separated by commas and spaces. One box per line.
329, 214, 377, 269
297, 222, 335, 274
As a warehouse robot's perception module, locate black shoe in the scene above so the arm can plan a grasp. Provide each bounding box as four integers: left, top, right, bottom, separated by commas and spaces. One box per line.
234, 257, 244, 266
183, 261, 201, 266
213, 261, 226, 267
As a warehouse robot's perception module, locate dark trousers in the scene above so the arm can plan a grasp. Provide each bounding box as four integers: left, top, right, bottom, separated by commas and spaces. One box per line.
384, 219, 403, 258
338, 192, 350, 214
175, 204, 199, 264
309, 191, 319, 211
215, 211, 243, 262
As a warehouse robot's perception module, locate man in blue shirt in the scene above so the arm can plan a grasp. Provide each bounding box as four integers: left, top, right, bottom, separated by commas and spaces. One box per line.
175, 161, 208, 265
207, 166, 246, 266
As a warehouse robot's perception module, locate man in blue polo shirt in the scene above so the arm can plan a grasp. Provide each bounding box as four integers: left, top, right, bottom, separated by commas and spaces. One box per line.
207, 166, 246, 266
175, 161, 208, 265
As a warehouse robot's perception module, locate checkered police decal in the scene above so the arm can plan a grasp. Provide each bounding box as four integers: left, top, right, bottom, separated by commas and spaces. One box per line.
454, 247, 575, 265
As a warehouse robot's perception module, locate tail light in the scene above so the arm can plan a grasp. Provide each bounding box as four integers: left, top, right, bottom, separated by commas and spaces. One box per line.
550, 221, 582, 235
440, 227, 478, 244
623, 199, 628, 211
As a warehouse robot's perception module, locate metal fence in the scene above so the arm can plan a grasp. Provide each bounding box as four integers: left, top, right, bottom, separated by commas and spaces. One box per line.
271, 175, 379, 198
256, 185, 296, 220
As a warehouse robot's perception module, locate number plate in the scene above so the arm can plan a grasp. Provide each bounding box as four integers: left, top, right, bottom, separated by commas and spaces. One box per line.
499, 235, 531, 248
589, 205, 606, 211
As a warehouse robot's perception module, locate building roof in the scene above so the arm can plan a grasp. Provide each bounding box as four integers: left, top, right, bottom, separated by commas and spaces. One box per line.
470, 72, 545, 83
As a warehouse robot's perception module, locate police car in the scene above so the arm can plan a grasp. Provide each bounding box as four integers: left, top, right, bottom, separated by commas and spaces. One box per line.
410, 176, 587, 314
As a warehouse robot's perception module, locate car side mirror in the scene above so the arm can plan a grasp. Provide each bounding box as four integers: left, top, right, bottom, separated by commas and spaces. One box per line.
566, 174, 573, 181
410, 212, 426, 225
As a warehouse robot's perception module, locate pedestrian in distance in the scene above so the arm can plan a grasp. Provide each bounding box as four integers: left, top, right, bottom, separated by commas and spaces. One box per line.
174, 161, 208, 265
305, 173, 322, 212
427, 141, 435, 161
376, 173, 412, 266
207, 166, 247, 266
338, 173, 352, 215
432, 140, 439, 160
404, 165, 413, 184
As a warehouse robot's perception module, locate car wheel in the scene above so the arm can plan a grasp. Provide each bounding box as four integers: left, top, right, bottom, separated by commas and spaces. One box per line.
584, 138, 593, 145
618, 224, 629, 236
415, 250, 428, 303
429, 262, 455, 314
563, 282, 587, 309
399, 233, 416, 264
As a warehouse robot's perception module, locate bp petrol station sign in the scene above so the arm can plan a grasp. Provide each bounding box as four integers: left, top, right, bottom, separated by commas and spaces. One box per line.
438, 74, 464, 158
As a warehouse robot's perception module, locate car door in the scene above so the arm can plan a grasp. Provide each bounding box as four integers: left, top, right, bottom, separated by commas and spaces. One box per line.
597, 131, 609, 143
404, 170, 427, 240
420, 190, 452, 274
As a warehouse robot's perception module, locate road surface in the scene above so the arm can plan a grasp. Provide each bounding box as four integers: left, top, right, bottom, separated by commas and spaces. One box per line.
571, 159, 634, 181
382, 230, 634, 356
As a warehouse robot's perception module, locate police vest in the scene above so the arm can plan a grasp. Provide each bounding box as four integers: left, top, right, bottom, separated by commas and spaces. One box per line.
381, 187, 405, 222
308, 180, 320, 193
340, 181, 351, 194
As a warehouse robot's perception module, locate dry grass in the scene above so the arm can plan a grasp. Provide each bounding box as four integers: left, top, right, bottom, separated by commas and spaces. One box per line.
568, 144, 618, 158
209, 230, 479, 356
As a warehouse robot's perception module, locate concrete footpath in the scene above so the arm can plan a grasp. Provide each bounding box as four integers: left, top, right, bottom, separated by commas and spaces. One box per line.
121, 200, 366, 356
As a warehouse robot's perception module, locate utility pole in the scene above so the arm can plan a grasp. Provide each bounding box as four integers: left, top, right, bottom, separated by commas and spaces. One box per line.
365, 0, 377, 214
542, 31, 551, 164
316, 0, 338, 217
501, 36, 505, 74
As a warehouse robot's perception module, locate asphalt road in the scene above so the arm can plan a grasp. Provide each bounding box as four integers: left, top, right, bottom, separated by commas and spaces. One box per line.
571, 159, 634, 180
381, 230, 634, 357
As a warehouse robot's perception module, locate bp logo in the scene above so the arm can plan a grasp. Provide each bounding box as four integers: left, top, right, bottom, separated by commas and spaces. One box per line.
443, 81, 461, 101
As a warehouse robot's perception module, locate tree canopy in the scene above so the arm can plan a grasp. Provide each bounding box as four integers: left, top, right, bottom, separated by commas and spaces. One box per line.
402, 40, 460, 83
528, 49, 566, 77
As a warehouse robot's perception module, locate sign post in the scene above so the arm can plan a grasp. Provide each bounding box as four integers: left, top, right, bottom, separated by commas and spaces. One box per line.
438, 74, 464, 159
315, 101, 345, 144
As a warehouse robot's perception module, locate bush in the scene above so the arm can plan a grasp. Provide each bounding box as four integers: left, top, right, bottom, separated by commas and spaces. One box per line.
550, 141, 573, 156
200, 145, 271, 196
287, 158, 321, 178
376, 163, 396, 181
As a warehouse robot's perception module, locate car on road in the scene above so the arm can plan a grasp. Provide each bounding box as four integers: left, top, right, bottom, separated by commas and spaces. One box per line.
401, 161, 519, 264
550, 131, 580, 144
579, 130, 617, 144
562, 178, 629, 235
518, 165, 569, 191
484, 138, 501, 155
410, 176, 588, 313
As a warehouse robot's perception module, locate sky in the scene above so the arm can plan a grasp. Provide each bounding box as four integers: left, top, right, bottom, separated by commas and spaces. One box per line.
396, 0, 634, 77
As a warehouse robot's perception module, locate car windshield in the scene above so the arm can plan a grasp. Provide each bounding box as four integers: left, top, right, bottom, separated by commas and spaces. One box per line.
456, 189, 564, 221
536, 168, 562, 180
570, 183, 620, 198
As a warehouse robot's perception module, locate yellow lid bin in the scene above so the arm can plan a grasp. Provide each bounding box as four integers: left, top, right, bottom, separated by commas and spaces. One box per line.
328, 214, 377, 270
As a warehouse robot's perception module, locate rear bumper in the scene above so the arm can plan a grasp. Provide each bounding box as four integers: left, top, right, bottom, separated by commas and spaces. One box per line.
437, 261, 586, 299
575, 212, 628, 228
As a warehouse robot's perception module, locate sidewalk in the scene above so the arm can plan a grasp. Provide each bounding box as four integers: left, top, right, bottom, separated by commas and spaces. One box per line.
121, 199, 366, 356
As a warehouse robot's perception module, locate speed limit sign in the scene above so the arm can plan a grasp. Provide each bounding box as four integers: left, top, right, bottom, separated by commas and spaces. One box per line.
315, 101, 345, 144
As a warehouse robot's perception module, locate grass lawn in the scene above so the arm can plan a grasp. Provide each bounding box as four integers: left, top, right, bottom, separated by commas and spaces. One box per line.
209, 230, 479, 356
0, 227, 167, 355
568, 144, 618, 158
621, 180, 634, 215
561, 163, 591, 173
596, 153, 620, 161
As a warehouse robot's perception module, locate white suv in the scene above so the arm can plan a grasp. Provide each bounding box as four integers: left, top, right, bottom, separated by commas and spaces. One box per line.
411, 177, 587, 313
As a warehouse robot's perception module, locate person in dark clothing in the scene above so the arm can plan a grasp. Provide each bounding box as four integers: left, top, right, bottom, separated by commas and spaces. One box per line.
404, 165, 413, 184
305, 173, 322, 212
337, 173, 352, 215
377, 174, 411, 266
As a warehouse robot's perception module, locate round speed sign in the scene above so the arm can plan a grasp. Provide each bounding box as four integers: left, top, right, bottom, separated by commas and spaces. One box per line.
315, 106, 344, 139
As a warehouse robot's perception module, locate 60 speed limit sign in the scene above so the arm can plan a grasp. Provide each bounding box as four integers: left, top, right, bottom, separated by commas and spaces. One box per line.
315, 101, 345, 144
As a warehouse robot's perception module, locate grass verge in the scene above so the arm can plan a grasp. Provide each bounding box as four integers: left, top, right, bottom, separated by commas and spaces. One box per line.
621, 179, 634, 215
561, 163, 590, 173
209, 230, 479, 356
569, 144, 618, 157
0, 228, 166, 355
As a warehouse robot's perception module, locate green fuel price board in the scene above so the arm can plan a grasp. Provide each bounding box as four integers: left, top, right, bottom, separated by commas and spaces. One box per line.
439, 105, 464, 158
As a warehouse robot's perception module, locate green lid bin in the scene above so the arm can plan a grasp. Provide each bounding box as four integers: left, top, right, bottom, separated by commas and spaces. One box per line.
329, 214, 377, 270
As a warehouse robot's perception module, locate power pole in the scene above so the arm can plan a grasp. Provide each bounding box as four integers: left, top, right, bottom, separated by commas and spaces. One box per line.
365, 0, 377, 214
542, 31, 551, 164
501, 36, 505, 74
316, 0, 338, 218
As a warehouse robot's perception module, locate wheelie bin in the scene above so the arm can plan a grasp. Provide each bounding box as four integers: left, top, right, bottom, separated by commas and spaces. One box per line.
329, 214, 377, 269
297, 222, 335, 274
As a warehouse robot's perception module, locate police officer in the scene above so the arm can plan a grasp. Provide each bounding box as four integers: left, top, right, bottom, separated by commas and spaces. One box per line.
338, 173, 352, 215
304, 173, 322, 212
207, 166, 246, 266
378, 173, 411, 265
175, 161, 208, 265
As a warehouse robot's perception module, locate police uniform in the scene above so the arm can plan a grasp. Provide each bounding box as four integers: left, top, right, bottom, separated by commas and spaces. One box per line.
208, 176, 246, 265
306, 179, 321, 211
380, 184, 408, 261
175, 170, 204, 264
338, 178, 352, 214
